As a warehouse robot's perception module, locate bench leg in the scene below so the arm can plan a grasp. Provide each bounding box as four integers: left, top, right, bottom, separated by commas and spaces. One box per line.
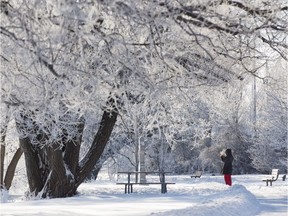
161, 183, 167, 193
124, 184, 133, 194
127, 184, 131, 194
130, 184, 133, 193
266, 180, 268, 186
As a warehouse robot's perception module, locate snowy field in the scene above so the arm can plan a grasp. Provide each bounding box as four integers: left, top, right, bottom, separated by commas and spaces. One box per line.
1, 174, 287, 216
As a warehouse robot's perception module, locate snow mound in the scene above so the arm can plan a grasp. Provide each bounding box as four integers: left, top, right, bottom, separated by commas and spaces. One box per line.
150, 184, 260, 216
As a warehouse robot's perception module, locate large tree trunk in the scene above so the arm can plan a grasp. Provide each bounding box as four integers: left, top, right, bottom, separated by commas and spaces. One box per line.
76, 104, 118, 187
45, 144, 76, 197
18, 136, 45, 195
18, 129, 83, 197
16, 98, 118, 198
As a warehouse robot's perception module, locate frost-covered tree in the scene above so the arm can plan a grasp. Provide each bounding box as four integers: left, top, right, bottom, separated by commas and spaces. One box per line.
208, 83, 255, 174
1, 0, 287, 198
249, 59, 287, 173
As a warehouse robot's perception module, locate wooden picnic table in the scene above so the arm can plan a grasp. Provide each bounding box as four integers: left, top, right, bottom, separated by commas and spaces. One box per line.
116, 171, 175, 194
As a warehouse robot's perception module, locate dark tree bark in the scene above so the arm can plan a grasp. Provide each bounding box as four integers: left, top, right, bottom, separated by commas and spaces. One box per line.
46, 144, 76, 197
76, 104, 118, 187
1, 113, 23, 190
3, 147, 23, 190
15, 97, 118, 198
0, 143, 5, 189
0, 115, 8, 189
18, 136, 45, 195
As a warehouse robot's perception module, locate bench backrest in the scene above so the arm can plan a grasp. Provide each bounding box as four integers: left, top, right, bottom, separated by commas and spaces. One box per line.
271, 169, 279, 180
194, 171, 202, 176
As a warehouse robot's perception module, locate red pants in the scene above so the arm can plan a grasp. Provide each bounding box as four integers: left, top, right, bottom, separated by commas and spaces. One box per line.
224, 174, 232, 186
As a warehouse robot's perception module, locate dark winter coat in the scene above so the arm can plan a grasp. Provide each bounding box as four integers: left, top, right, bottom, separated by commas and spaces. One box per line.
221, 149, 234, 175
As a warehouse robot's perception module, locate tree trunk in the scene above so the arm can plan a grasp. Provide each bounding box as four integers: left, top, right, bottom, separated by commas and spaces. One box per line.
0, 117, 8, 189
3, 148, 23, 190
17, 121, 82, 198
0, 144, 5, 189
1, 113, 23, 191
63, 121, 84, 176
76, 104, 118, 187
16, 97, 118, 198
45, 144, 76, 197
19, 136, 45, 195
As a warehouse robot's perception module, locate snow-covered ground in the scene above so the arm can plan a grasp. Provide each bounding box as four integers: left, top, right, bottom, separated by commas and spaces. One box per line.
1, 174, 287, 216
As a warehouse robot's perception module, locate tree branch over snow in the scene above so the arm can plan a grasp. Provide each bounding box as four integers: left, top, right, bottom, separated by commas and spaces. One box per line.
172, 3, 287, 34
161, 0, 288, 57
0, 26, 61, 77
0, 1, 62, 78
224, 0, 288, 16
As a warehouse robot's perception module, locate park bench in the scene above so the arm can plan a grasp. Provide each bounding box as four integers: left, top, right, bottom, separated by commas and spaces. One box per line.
116, 171, 175, 194
116, 182, 175, 194
191, 171, 202, 178
262, 169, 279, 186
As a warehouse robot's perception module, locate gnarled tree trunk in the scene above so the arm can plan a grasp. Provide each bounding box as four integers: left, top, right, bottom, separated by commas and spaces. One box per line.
16, 98, 118, 198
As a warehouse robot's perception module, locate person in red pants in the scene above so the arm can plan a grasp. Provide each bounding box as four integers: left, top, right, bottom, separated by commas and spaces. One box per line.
220, 149, 234, 186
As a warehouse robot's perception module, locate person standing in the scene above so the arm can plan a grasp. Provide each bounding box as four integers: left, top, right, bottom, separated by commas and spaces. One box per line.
220, 149, 234, 186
